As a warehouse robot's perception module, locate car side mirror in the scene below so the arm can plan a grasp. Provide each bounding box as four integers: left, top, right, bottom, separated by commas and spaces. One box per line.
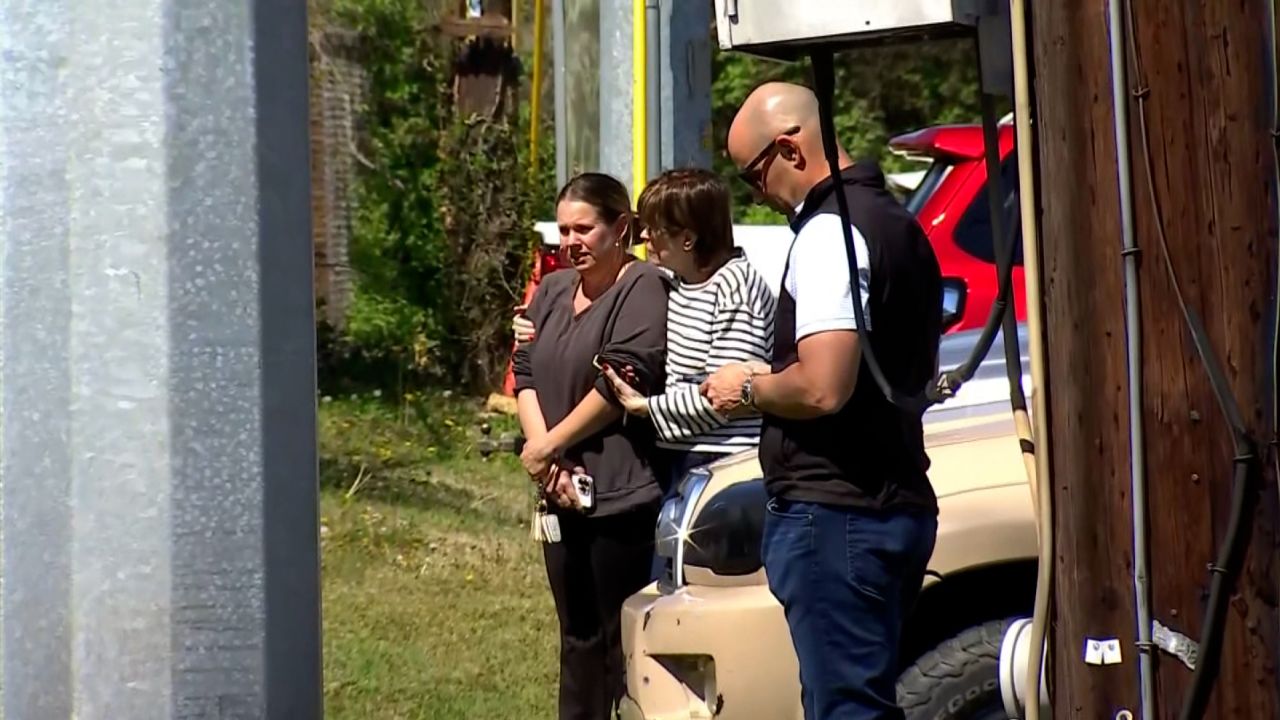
941, 277, 968, 333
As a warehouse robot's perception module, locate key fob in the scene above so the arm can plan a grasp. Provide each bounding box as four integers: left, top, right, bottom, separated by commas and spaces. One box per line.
543, 512, 562, 543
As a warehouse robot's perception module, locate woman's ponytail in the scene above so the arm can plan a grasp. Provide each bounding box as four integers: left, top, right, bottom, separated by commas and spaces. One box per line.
557, 173, 635, 251
625, 212, 640, 250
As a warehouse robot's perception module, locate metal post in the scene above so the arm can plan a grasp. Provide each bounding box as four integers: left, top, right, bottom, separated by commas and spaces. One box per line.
552, 0, 569, 187
644, 0, 661, 178
0, 0, 321, 716
599, 0, 634, 194
658, 0, 711, 170
587, 0, 708, 191
1105, 1, 1154, 717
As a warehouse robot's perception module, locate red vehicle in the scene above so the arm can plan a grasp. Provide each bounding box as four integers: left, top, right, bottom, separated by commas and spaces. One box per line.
501, 119, 1025, 393
889, 118, 1025, 332
501, 222, 565, 396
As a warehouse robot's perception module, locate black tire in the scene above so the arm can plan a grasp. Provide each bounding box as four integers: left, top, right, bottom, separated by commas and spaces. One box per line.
896, 619, 1011, 720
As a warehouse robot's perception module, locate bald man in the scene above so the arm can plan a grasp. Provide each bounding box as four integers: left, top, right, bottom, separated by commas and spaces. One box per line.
701, 82, 944, 720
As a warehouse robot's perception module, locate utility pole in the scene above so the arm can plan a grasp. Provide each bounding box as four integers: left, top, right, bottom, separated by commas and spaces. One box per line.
441, 0, 520, 119
0, 0, 320, 716
1032, 1, 1279, 717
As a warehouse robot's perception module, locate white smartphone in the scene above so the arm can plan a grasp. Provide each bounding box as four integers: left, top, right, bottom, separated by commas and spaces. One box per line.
571, 472, 594, 510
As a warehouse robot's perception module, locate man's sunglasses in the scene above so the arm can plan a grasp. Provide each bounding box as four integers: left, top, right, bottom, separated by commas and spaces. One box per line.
737, 126, 801, 190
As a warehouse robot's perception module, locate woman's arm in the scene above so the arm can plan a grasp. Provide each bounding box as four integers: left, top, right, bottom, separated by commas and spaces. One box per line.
520, 388, 621, 480
646, 272, 775, 441
515, 389, 548, 442
543, 390, 621, 453
592, 266, 670, 403
530, 267, 669, 470
512, 284, 553, 477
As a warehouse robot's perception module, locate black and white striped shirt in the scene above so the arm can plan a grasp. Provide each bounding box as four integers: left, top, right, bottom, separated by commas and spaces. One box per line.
647, 253, 776, 453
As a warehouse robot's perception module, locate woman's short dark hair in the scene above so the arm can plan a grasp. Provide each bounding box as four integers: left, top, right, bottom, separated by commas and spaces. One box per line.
557, 172, 637, 247
637, 168, 734, 269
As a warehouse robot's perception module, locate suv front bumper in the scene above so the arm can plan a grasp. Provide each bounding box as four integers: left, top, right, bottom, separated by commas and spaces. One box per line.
619, 581, 801, 720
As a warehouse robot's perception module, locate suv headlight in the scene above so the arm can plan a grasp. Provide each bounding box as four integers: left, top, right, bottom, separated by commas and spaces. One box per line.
654, 468, 712, 589
654, 469, 768, 590
683, 479, 768, 577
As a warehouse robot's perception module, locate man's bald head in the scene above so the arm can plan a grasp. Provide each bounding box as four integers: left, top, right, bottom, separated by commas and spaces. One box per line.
727, 82, 851, 215
727, 82, 822, 162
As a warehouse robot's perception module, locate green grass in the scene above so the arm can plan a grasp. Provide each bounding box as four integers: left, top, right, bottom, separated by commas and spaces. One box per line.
320, 394, 558, 720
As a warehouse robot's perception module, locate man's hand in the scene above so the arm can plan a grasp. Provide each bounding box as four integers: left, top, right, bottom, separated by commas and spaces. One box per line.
745, 330, 860, 420
521, 434, 558, 480
602, 365, 648, 416
700, 363, 752, 415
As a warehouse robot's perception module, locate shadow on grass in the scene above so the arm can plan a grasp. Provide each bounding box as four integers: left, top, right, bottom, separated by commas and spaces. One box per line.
320, 454, 530, 528
318, 395, 536, 534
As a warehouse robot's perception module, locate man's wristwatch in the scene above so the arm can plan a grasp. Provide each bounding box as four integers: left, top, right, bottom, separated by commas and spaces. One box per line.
739, 375, 757, 410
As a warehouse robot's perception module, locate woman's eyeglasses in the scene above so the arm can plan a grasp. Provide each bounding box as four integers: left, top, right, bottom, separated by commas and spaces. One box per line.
737, 126, 800, 191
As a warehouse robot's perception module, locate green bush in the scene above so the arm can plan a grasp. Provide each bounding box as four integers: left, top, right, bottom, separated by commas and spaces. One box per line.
433, 116, 538, 391
314, 0, 545, 396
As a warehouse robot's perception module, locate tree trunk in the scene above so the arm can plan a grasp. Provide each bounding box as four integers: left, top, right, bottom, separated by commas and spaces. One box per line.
1032, 0, 1280, 717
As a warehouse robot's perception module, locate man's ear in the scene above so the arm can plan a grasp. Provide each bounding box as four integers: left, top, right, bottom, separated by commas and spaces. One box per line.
779, 137, 805, 172
791, 149, 807, 173
776, 136, 798, 160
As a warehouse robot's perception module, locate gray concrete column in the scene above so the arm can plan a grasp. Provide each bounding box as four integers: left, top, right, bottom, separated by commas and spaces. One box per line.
596, 0, 712, 192
598, 0, 635, 193
659, 0, 712, 171
0, 0, 321, 717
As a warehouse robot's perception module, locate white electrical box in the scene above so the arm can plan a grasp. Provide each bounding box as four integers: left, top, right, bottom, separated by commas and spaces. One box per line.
713, 0, 983, 59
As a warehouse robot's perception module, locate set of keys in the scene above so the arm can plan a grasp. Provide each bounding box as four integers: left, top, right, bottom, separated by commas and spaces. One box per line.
530, 471, 594, 544
534, 503, 563, 543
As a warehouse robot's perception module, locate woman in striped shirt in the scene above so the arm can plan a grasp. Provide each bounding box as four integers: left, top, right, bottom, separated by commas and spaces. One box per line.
601, 168, 776, 488
515, 169, 776, 486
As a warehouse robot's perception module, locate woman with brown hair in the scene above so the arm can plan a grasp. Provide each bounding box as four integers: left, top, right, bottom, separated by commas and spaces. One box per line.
515, 168, 777, 579
511, 172, 669, 720
602, 169, 775, 500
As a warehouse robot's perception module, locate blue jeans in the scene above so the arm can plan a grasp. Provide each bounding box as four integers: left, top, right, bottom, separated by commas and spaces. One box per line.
762, 498, 938, 720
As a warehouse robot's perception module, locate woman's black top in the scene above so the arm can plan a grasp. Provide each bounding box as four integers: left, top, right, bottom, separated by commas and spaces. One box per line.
513, 261, 670, 516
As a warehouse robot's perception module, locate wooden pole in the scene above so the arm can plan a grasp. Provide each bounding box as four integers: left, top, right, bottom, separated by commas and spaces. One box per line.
443, 0, 519, 119
1032, 0, 1280, 717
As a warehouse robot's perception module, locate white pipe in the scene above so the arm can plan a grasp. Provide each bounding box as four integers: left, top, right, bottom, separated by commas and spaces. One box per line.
1001, 618, 1051, 719
1008, 0, 1053, 717
1106, 0, 1156, 716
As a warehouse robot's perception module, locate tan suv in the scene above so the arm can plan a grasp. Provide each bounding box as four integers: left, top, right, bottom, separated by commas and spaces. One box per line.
618, 325, 1037, 720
